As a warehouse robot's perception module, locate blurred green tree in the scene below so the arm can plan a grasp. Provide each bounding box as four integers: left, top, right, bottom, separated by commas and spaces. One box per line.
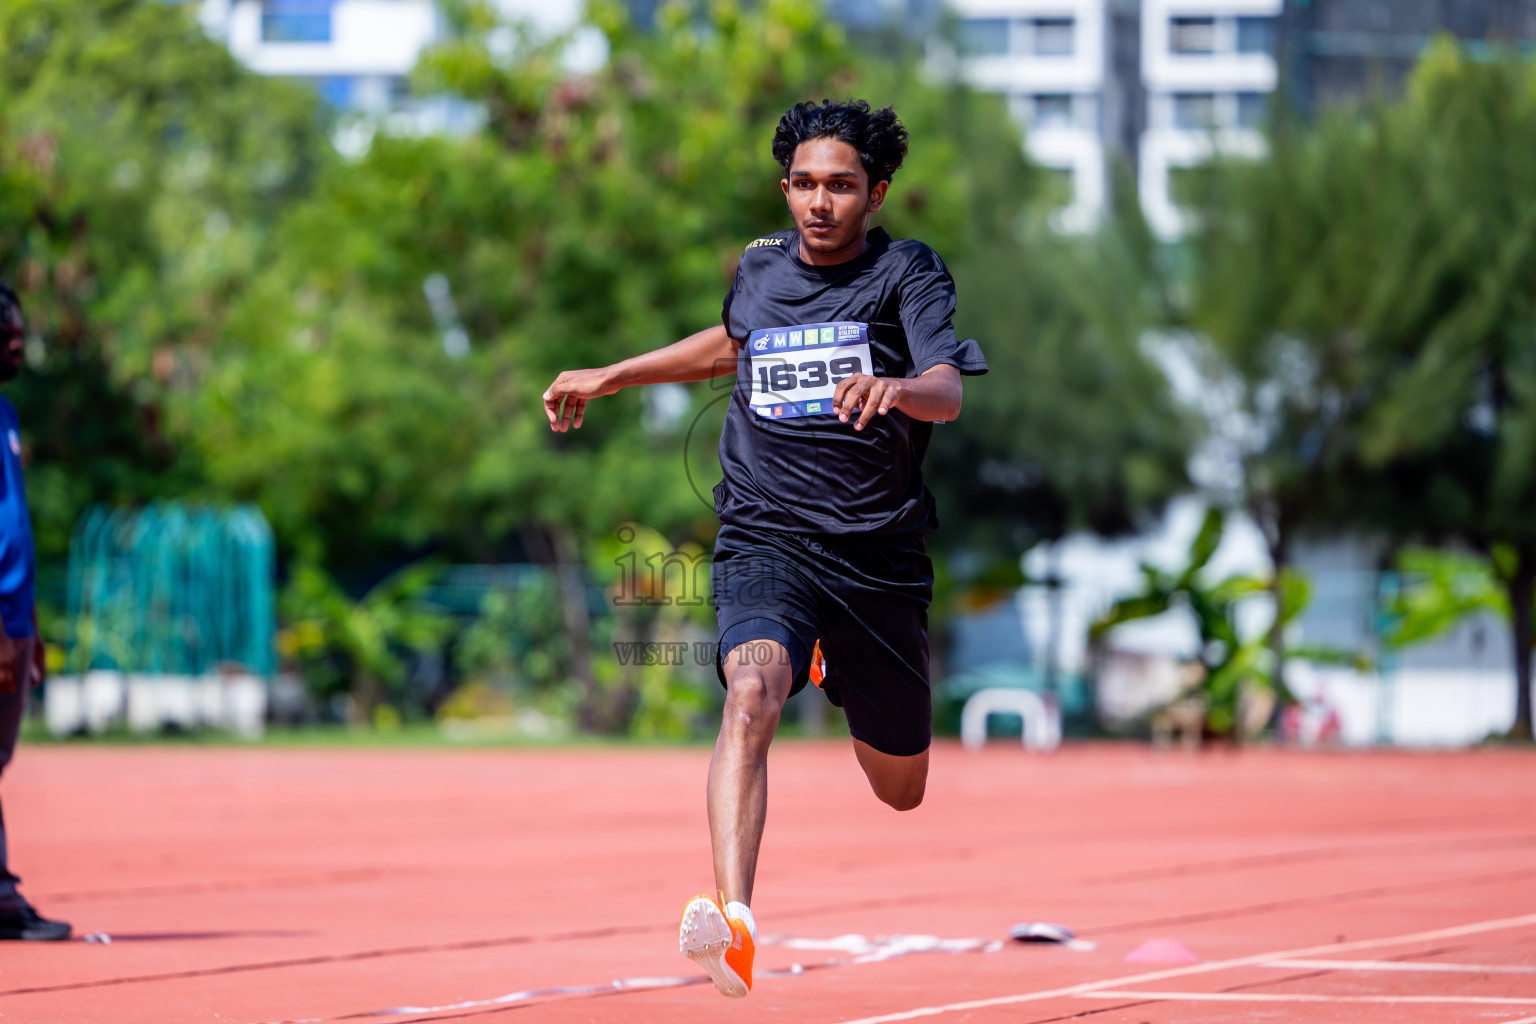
280, 560, 453, 722
1348, 45, 1536, 739
188, 0, 1191, 728
1380, 547, 1508, 652
0, 0, 1196, 728
1180, 102, 1417, 709
0, 0, 330, 558
1089, 507, 1324, 739
1183, 42, 1536, 738
930, 194, 1194, 560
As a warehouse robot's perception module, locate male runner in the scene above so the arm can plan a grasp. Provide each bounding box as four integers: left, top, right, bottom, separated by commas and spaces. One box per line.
542, 99, 986, 998
0, 284, 69, 941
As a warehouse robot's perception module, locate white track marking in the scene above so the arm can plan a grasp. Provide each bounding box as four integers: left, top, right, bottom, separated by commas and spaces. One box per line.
775, 935, 1004, 962
325, 976, 705, 1019
828, 910, 1536, 1024
1083, 991, 1536, 1006
1262, 958, 1536, 974
1497, 1015, 1536, 1024
249, 933, 1006, 1024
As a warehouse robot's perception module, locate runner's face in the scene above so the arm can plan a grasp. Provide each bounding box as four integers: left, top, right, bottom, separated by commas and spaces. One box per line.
781, 138, 888, 264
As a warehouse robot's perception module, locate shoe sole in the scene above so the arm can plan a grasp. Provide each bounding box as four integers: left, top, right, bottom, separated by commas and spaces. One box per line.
0, 925, 71, 941
679, 897, 748, 998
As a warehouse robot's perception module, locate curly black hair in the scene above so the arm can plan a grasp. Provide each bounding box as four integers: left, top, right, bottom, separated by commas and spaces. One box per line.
0, 283, 20, 323
772, 99, 909, 186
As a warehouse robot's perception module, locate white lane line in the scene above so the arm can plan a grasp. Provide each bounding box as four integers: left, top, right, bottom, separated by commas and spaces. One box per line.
1083, 991, 1536, 1006
368, 975, 706, 1016
828, 910, 1536, 1024
1262, 958, 1536, 974
1497, 1015, 1536, 1024
357, 937, 1006, 1017
249, 933, 1004, 1024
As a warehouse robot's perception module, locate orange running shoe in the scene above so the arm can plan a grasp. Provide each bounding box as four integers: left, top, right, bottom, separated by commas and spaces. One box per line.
809, 638, 828, 688
679, 892, 754, 998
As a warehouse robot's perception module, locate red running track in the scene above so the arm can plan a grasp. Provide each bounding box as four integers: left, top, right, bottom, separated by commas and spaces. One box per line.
2, 741, 1535, 1023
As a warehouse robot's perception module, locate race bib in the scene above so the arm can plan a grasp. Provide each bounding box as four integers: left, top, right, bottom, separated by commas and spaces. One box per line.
745, 321, 872, 419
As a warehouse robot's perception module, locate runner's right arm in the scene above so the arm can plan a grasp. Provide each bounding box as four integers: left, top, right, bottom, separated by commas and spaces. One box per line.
543, 325, 738, 432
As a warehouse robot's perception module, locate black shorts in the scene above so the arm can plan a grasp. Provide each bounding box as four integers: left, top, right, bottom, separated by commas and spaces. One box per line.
710, 523, 933, 757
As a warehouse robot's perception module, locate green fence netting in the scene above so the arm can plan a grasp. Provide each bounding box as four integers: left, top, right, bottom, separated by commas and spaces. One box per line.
65, 503, 275, 676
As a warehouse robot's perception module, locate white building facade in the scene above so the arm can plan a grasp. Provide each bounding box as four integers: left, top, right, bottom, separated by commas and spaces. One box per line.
199, 0, 440, 114
1139, 0, 1280, 236
950, 0, 1118, 232
198, 0, 587, 123
951, 0, 1281, 235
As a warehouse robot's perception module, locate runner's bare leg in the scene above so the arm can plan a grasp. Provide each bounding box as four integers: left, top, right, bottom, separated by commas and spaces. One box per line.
709, 640, 795, 905
852, 739, 928, 811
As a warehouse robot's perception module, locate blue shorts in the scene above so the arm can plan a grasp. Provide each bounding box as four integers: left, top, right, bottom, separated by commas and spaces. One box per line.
710, 524, 933, 757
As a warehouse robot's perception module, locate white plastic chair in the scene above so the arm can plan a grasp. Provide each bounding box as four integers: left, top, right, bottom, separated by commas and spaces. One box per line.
961, 688, 1061, 752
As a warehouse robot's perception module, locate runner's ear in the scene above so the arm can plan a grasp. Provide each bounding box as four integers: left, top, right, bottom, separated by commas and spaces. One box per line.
868, 180, 888, 213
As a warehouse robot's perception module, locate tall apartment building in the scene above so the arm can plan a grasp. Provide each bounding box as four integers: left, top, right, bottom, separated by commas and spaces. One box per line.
211, 0, 1533, 231
949, 0, 1136, 232
951, 0, 1279, 234
1139, 0, 1281, 236
953, 0, 1536, 237
1280, 0, 1536, 113
1144, 0, 1536, 234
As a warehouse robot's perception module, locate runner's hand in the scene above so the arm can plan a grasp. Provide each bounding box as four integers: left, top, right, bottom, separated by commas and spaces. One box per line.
833, 373, 904, 431
543, 368, 617, 432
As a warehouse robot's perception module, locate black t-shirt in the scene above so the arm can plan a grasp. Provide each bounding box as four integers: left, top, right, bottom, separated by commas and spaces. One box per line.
716, 227, 988, 537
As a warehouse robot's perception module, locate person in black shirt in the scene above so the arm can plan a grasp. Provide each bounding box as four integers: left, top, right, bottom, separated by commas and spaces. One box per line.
542, 99, 986, 999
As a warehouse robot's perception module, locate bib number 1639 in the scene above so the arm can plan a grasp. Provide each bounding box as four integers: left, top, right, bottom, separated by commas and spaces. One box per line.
745, 321, 871, 419
756, 356, 862, 393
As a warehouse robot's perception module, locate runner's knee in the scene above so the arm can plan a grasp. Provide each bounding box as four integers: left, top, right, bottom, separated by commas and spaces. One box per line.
852, 739, 928, 811
871, 775, 925, 811
722, 667, 785, 743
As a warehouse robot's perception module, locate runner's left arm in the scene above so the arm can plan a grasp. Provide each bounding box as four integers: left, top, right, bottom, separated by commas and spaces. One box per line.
831, 363, 962, 430
831, 244, 982, 431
